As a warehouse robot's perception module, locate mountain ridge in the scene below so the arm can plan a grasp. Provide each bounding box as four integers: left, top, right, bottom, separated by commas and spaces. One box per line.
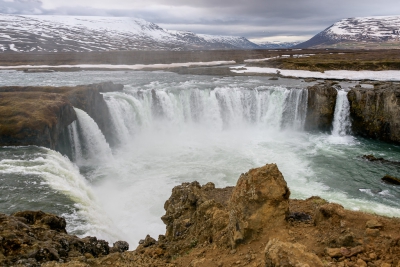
296, 15, 400, 49
0, 14, 260, 52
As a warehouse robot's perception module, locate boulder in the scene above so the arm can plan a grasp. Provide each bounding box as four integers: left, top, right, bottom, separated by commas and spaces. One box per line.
228, 164, 290, 247
265, 239, 323, 267
382, 175, 400, 185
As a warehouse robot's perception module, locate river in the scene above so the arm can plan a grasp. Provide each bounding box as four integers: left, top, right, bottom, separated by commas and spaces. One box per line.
1, 70, 399, 246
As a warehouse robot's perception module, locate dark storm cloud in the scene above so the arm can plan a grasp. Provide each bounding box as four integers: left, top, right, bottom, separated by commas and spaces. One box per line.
2, 0, 400, 41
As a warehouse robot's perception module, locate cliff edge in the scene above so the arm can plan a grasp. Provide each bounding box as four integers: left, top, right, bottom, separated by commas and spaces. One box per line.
0, 82, 123, 149
348, 82, 400, 144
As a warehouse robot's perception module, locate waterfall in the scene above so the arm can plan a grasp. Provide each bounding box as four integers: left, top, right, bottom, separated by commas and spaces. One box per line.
281, 88, 308, 130
104, 86, 309, 135
73, 108, 113, 165
68, 121, 83, 163
332, 90, 352, 136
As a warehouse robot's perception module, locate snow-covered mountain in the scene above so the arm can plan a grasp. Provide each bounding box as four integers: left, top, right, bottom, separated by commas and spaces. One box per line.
296, 15, 400, 48
0, 14, 260, 52
254, 41, 302, 49
197, 34, 260, 49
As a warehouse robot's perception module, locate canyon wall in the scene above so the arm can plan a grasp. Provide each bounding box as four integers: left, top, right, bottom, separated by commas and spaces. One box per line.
348, 83, 400, 144
305, 81, 338, 132
0, 82, 122, 149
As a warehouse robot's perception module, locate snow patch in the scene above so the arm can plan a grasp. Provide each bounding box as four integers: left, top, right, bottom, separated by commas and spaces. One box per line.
230, 66, 400, 81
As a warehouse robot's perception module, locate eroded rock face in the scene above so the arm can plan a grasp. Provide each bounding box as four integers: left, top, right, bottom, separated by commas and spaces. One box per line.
160, 181, 232, 255
0, 92, 76, 149
347, 83, 400, 144
155, 163, 291, 257
0, 211, 128, 266
228, 164, 290, 247
305, 82, 338, 132
0, 82, 123, 149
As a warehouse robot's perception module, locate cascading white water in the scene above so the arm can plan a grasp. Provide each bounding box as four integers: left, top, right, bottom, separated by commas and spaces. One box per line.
104, 86, 309, 134
68, 121, 83, 163
281, 88, 308, 130
332, 90, 352, 136
73, 108, 113, 165
0, 147, 120, 241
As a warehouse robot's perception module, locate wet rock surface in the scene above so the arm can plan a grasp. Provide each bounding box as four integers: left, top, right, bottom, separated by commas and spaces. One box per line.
348, 82, 400, 144
305, 81, 338, 132
381, 174, 400, 185
0, 82, 123, 150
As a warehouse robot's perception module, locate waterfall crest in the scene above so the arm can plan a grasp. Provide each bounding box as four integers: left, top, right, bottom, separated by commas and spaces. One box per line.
104, 86, 309, 143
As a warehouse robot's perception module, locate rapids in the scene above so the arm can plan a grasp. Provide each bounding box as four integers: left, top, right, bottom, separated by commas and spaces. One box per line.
0, 70, 399, 247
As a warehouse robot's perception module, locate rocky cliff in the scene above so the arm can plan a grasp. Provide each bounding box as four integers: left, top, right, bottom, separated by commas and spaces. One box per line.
3, 164, 398, 267
0, 82, 122, 150
0, 211, 128, 266
305, 81, 338, 132
0, 92, 76, 149
348, 83, 400, 144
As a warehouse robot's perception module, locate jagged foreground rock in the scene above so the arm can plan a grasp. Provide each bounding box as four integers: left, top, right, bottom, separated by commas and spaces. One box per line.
0, 211, 128, 267
2, 164, 400, 266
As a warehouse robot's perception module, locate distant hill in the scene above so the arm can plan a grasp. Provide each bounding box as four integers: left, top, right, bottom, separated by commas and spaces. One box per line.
254, 41, 302, 49
0, 14, 260, 52
295, 16, 400, 49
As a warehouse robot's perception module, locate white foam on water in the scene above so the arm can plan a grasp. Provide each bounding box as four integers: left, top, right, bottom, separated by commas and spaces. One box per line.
0, 147, 121, 242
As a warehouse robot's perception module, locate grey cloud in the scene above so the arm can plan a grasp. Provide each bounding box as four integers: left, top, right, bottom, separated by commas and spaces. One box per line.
1, 0, 400, 41
0, 0, 43, 14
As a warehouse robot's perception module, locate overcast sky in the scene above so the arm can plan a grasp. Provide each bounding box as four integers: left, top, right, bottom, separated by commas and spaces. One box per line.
1, 0, 400, 43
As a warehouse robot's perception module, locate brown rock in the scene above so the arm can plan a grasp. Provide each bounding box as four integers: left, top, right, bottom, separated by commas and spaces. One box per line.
365, 229, 380, 237
305, 82, 338, 132
228, 164, 290, 247
265, 239, 323, 267
347, 85, 400, 144
381, 175, 400, 185
357, 259, 368, 267
366, 220, 383, 229
314, 203, 345, 226
0, 211, 126, 266
326, 248, 343, 258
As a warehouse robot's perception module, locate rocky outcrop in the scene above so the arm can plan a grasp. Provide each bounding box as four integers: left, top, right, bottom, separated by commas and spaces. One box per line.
228, 164, 290, 247
347, 83, 400, 144
0, 82, 123, 149
0, 92, 76, 149
305, 81, 338, 132
0, 211, 128, 266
